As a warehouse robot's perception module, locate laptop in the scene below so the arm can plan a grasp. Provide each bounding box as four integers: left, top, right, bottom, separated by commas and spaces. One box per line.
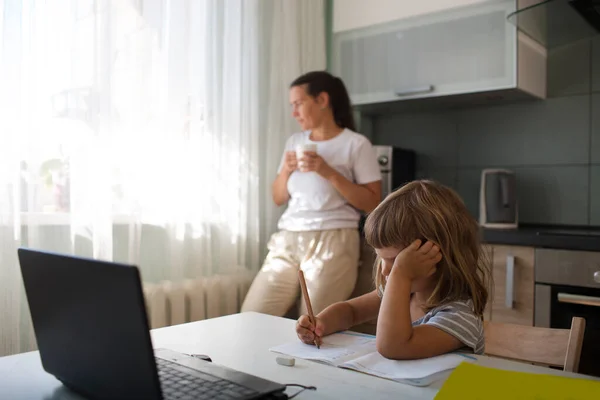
18, 248, 286, 400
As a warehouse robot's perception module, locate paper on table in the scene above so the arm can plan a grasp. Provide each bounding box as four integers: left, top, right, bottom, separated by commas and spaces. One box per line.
435, 362, 600, 400
269, 332, 376, 367
270, 331, 473, 386
340, 352, 473, 387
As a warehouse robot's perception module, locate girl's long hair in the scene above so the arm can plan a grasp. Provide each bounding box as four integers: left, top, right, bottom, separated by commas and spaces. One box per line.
364, 180, 491, 316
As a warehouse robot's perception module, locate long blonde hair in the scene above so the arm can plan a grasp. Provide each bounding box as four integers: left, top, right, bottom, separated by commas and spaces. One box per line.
364, 180, 490, 316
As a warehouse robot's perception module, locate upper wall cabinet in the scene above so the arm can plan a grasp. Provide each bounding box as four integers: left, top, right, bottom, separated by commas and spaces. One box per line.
331, 0, 546, 108
333, 0, 495, 33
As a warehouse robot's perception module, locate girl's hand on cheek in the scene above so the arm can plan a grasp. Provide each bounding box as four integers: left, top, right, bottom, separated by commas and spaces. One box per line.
392, 239, 442, 281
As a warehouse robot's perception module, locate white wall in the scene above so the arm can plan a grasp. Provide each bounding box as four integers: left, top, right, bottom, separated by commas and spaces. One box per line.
333, 0, 498, 32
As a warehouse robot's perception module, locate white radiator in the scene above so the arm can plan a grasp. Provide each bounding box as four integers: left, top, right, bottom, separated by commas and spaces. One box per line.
142, 272, 255, 329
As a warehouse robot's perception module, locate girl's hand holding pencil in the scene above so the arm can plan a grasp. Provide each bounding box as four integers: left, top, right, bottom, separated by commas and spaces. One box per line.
296, 314, 325, 347
297, 270, 323, 348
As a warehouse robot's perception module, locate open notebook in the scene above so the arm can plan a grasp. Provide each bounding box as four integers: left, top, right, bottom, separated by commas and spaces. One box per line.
270, 331, 475, 386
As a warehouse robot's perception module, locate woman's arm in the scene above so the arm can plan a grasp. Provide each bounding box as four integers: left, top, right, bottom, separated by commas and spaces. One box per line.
272, 169, 293, 206
328, 175, 381, 213
301, 151, 381, 213
272, 151, 297, 206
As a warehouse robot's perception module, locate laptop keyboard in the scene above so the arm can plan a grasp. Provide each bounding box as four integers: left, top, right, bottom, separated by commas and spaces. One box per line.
156, 358, 258, 400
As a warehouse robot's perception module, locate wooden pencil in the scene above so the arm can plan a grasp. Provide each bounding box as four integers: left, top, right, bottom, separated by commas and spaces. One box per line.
298, 270, 320, 349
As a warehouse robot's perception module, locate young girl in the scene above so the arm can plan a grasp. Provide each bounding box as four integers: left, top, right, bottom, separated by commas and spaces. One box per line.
296, 180, 490, 360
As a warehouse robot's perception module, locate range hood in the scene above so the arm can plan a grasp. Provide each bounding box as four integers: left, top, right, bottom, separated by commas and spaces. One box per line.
507, 0, 600, 48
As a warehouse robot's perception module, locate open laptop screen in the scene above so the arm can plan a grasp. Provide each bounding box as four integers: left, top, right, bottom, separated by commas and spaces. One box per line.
18, 248, 162, 400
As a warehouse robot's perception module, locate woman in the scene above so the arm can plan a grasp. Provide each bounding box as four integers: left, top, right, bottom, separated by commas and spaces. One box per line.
241, 71, 382, 317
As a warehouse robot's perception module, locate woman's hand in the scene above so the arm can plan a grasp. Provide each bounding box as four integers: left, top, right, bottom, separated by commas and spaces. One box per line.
299, 151, 335, 179
296, 314, 325, 346
282, 151, 298, 174
392, 240, 442, 281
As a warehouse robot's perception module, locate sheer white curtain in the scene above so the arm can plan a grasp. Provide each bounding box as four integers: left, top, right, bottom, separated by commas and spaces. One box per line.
262, 0, 327, 241
0, 0, 324, 356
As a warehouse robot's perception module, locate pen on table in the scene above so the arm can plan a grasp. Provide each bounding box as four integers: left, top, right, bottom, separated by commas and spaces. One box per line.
298, 270, 320, 349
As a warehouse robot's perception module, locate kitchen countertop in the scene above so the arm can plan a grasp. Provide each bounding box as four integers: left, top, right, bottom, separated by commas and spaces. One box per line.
482, 225, 600, 252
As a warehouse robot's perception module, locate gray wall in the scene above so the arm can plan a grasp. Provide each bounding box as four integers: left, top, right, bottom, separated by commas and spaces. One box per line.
371, 37, 600, 226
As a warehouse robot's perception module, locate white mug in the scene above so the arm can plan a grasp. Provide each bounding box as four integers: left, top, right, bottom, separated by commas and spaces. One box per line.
296, 144, 317, 172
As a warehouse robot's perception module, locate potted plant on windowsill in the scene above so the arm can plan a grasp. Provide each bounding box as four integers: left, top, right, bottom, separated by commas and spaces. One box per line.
39, 158, 70, 212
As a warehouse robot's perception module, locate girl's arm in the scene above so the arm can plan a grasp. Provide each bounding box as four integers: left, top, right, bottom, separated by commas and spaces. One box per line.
376, 272, 462, 360
318, 290, 381, 335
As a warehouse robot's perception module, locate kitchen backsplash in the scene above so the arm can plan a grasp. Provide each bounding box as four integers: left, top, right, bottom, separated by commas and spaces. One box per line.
370, 36, 600, 226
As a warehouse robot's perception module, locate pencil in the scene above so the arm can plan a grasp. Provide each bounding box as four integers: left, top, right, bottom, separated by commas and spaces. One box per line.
298, 270, 320, 349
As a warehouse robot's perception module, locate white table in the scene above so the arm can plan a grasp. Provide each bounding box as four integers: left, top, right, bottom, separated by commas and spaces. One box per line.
0, 312, 596, 400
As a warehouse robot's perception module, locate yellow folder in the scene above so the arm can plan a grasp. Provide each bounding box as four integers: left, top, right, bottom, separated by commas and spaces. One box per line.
435, 362, 600, 400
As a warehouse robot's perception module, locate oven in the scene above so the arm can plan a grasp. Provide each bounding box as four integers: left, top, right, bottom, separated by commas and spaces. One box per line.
372, 145, 415, 200
534, 248, 600, 377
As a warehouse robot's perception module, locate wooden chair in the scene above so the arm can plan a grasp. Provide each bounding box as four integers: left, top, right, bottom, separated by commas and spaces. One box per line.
484, 317, 586, 372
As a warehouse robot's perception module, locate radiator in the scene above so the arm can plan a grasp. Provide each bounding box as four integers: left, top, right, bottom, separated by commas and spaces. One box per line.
142, 272, 255, 329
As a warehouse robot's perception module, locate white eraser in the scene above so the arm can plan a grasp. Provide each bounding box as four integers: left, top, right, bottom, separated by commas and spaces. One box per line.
276, 356, 295, 367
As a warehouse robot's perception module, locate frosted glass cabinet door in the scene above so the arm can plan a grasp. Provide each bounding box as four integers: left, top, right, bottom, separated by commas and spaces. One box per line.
332, 0, 517, 106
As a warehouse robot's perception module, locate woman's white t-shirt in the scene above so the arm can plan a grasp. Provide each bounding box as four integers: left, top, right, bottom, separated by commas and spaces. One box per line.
277, 129, 381, 232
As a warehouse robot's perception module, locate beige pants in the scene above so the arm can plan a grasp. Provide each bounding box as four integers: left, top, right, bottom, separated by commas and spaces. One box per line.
241, 228, 360, 317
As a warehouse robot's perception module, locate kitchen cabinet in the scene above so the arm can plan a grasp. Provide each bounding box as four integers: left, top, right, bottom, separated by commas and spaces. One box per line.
331, 0, 546, 107
486, 244, 535, 326
333, 0, 495, 33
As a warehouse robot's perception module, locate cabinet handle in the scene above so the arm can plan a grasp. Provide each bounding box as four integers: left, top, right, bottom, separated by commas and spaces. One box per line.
395, 85, 434, 97
558, 293, 600, 307
505, 255, 515, 309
